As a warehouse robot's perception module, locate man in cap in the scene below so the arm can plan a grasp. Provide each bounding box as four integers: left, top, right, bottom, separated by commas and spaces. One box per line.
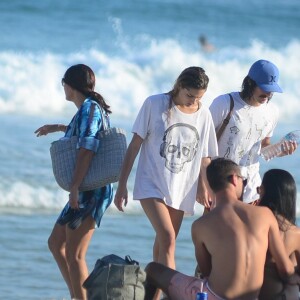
208, 59, 296, 206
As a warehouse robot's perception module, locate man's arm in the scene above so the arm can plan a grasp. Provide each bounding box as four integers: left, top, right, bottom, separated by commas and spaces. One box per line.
287, 230, 300, 285
267, 209, 295, 279
192, 219, 212, 277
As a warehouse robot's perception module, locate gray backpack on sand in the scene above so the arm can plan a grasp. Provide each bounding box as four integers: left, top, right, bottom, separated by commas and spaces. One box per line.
83, 254, 146, 300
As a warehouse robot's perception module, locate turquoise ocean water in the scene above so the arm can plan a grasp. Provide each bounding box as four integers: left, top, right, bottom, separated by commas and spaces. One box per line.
0, 0, 300, 299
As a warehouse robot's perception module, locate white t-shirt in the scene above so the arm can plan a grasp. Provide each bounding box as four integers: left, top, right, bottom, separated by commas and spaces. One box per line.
209, 92, 279, 203
132, 93, 218, 215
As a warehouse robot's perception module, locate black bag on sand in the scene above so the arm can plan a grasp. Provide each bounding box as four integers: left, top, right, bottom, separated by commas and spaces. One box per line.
83, 254, 146, 300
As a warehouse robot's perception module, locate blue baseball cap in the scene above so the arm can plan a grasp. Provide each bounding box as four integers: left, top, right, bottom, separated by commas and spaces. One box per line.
248, 59, 283, 93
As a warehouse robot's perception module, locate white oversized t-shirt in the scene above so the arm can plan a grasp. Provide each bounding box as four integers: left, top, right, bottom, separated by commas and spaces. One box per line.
209, 92, 279, 203
132, 93, 218, 215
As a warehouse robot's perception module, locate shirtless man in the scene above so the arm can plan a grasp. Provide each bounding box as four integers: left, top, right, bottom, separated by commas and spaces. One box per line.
145, 158, 297, 300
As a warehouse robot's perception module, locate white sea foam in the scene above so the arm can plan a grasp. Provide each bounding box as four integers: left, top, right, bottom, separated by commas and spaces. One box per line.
0, 181, 67, 211
0, 39, 300, 123
0, 180, 299, 217
1, 39, 300, 215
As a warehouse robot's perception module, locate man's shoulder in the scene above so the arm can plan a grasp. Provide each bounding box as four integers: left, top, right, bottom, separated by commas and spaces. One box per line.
240, 202, 272, 214
240, 203, 275, 224
211, 93, 232, 105
193, 207, 225, 227
195, 203, 273, 221
209, 92, 240, 115
192, 212, 216, 228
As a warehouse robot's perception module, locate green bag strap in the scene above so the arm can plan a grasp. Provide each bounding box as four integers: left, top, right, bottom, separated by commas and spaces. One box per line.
216, 93, 234, 141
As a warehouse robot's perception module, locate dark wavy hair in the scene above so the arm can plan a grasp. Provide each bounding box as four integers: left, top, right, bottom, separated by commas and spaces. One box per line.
62, 64, 111, 114
259, 169, 296, 230
239, 76, 258, 101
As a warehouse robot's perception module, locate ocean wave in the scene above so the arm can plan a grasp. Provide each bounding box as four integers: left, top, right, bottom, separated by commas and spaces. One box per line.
1, 38, 300, 215
0, 39, 300, 123
1, 180, 300, 217
0, 181, 146, 215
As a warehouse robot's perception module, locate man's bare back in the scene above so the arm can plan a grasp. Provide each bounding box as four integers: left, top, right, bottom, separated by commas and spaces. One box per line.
144, 158, 295, 300
193, 201, 285, 299
192, 158, 294, 299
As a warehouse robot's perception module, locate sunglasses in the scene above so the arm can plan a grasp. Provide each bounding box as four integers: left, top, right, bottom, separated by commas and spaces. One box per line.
61, 78, 65, 86
228, 174, 248, 187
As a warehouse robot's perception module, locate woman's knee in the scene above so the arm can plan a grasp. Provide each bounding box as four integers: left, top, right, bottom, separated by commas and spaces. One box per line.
65, 246, 86, 267
48, 229, 65, 256
48, 234, 58, 254
158, 231, 176, 251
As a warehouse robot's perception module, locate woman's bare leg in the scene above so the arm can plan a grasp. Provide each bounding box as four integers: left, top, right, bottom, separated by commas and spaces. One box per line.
48, 223, 75, 298
141, 198, 184, 300
65, 215, 95, 300
153, 236, 159, 262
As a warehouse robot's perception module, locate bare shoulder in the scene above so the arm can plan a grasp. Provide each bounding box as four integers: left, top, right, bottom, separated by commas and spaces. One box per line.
260, 206, 279, 224
194, 209, 218, 223
289, 225, 300, 235
192, 215, 207, 229
286, 225, 300, 247
244, 204, 277, 228
193, 209, 226, 236
192, 213, 214, 232
251, 205, 274, 218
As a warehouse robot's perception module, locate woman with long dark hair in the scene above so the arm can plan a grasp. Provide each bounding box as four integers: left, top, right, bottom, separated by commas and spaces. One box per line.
35, 64, 113, 300
259, 169, 300, 299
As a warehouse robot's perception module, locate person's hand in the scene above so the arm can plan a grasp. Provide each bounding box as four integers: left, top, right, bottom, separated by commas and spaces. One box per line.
69, 189, 79, 210
35, 124, 64, 136
34, 124, 56, 137
281, 140, 297, 156
285, 272, 300, 285
196, 185, 212, 208
114, 186, 128, 212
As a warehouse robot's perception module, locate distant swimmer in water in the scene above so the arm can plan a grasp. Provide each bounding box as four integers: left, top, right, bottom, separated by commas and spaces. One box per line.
199, 35, 215, 53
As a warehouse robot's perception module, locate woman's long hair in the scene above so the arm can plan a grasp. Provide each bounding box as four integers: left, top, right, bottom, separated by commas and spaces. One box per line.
62, 64, 112, 114
259, 169, 297, 230
168, 66, 209, 103
166, 67, 209, 122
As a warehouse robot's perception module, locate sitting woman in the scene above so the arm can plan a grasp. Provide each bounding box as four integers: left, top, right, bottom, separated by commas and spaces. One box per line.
258, 169, 300, 300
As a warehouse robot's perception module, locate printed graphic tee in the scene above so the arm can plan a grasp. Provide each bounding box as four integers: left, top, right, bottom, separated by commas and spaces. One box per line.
209, 92, 279, 203
132, 93, 218, 215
